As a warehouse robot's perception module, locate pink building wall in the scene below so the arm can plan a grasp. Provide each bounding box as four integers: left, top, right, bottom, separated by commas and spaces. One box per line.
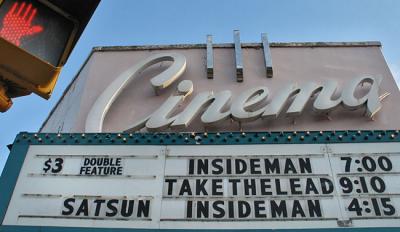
40, 42, 400, 133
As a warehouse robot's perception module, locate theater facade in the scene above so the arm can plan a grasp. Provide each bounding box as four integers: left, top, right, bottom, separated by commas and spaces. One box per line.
1, 33, 400, 231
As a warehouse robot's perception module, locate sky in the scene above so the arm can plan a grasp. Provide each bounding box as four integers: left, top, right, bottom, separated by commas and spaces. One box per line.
0, 0, 400, 174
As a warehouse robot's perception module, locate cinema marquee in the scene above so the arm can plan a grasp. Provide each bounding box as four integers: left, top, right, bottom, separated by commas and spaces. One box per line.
1, 32, 400, 232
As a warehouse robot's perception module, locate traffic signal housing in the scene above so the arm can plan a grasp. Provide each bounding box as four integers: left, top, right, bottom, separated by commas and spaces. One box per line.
0, 0, 100, 112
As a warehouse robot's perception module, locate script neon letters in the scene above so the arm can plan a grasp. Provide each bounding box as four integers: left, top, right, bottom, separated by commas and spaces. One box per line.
85, 53, 386, 132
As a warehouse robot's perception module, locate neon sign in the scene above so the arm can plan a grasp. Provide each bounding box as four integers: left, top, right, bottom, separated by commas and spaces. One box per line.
85, 53, 389, 133
0, 0, 75, 66
0, 2, 43, 46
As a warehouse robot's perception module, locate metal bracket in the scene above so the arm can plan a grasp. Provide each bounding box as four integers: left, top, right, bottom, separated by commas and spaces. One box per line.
337, 219, 352, 227
261, 33, 273, 78
206, 35, 214, 79
233, 30, 243, 82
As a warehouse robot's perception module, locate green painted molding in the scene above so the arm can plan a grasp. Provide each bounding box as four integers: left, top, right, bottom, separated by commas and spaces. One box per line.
1, 225, 400, 232
13, 130, 400, 146
0, 140, 29, 226
2, 130, 400, 232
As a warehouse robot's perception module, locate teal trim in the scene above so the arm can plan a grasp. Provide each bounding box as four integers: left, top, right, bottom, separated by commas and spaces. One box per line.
0, 138, 29, 225
1, 130, 400, 232
12, 130, 400, 146
1, 225, 400, 232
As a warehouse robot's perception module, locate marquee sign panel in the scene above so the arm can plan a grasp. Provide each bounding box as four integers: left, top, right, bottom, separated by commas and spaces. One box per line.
1, 132, 400, 231
0, 30, 398, 232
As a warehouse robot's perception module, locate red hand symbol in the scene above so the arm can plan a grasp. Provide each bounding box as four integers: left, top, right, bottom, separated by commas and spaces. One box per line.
0, 2, 43, 46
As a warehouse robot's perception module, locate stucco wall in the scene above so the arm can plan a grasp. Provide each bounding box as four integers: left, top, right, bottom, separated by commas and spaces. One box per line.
41, 43, 400, 133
